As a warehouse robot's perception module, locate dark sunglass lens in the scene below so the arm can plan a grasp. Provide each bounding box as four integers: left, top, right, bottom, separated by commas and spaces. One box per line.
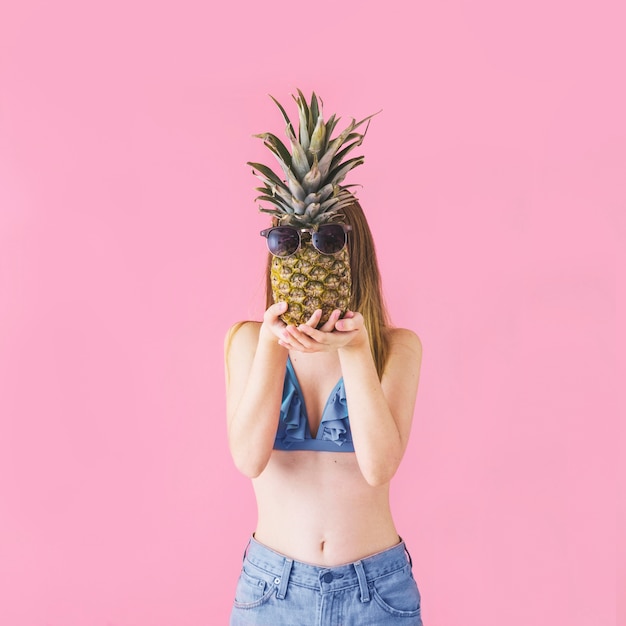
313, 225, 346, 254
267, 228, 299, 257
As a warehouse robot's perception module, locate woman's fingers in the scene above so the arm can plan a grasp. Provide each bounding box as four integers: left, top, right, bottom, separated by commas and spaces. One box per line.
278, 309, 365, 352
260, 301, 288, 344
264, 301, 288, 323
282, 325, 318, 351
296, 323, 327, 345
304, 309, 323, 327
319, 309, 342, 332
335, 311, 363, 331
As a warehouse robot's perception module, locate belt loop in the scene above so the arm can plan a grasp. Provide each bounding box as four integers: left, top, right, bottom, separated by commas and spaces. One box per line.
399, 536, 413, 569
242, 537, 252, 564
276, 558, 293, 600
353, 560, 370, 602
404, 544, 413, 569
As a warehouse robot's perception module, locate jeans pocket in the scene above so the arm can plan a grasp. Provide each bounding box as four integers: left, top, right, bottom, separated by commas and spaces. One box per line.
233, 565, 277, 609
371, 565, 422, 618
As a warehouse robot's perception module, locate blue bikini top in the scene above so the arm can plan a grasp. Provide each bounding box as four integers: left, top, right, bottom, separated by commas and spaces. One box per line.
273, 358, 354, 452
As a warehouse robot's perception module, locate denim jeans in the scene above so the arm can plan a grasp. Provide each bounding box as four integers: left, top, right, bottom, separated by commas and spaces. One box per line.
230, 536, 423, 625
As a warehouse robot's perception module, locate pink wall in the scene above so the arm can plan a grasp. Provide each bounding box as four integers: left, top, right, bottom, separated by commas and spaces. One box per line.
0, 1, 620, 624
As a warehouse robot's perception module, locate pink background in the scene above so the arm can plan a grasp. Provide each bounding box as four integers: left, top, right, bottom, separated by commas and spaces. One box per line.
0, 0, 621, 624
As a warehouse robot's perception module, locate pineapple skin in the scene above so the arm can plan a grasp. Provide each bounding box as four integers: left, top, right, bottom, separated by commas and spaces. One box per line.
270, 243, 351, 327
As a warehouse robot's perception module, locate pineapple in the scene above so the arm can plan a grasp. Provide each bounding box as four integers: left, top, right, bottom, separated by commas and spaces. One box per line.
249, 89, 377, 326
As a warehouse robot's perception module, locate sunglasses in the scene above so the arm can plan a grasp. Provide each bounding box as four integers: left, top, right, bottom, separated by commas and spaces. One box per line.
260, 224, 352, 258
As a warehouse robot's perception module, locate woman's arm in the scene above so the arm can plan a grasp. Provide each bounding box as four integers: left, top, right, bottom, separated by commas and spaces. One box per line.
225, 303, 337, 477
224, 303, 289, 478
338, 326, 422, 486
281, 313, 423, 486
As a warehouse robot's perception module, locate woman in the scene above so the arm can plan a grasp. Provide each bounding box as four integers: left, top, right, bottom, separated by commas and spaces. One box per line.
224, 199, 424, 625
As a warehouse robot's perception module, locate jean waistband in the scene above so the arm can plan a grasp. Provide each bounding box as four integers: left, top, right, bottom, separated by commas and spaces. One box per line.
243, 535, 412, 595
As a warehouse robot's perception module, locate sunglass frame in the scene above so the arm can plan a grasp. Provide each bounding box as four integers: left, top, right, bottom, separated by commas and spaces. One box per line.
260, 224, 352, 258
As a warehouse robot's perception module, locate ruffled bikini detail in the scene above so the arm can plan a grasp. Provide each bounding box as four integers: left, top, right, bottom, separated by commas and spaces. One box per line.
273, 359, 354, 452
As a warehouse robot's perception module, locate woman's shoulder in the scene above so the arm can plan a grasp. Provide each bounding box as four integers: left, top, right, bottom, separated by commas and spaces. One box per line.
385, 326, 423, 354
224, 320, 261, 355
382, 327, 423, 382
225, 320, 261, 339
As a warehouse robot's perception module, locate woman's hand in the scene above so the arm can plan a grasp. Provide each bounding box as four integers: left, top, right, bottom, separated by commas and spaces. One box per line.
278, 309, 368, 353
259, 302, 340, 346
259, 301, 289, 344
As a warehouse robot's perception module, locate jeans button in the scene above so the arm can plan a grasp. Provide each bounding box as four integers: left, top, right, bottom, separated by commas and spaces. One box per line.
322, 572, 334, 583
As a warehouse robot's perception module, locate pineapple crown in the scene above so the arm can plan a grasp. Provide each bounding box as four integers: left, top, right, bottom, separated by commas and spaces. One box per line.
248, 89, 379, 229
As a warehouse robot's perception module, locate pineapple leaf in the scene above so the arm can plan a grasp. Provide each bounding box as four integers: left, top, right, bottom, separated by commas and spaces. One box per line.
286, 123, 311, 180
319, 193, 356, 213
273, 183, 297, 205
255, 132, 292, 169
295, 89, 310, 121
304, 191, 321, 204
317, 183, 335, 202
352, 110, 382, 131
259, 207, 287, 218
269, 94, 295, 135
285, 168, 306, 203
318, 195, 341, 212
256, 195, 295, 214
343, 131, 365, 143
342, 118, 373, 151
247, 162, 289, 191
308, 117, 326, 158
252, 92, 379, 226
310, 92, 320, 130
297, 105, 310, 153
294, 89, 311, 150
324, 114, 339, 151
327, 156, 365, 185
329, 137, 365, 172
302, 158, 321, 193
290, 195, 306, 214
304, 202, 321, 219
255, 194, 286, 207
316, 120, 357, 181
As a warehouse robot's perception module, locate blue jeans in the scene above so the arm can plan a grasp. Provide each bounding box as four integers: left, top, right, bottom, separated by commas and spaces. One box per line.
230, 536, 423, 625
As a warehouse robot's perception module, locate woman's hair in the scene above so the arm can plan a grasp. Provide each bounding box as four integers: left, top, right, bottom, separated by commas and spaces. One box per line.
266, 199, 392, 379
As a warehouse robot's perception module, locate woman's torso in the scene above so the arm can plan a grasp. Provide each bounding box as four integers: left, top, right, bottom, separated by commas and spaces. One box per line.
251, 346, 400, 566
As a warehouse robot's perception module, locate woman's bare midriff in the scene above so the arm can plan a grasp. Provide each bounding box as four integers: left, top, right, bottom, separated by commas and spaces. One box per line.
252, 449, 400, 567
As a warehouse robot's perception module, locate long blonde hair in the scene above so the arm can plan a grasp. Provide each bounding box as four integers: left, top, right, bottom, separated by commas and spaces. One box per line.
266, 199, 392, 379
